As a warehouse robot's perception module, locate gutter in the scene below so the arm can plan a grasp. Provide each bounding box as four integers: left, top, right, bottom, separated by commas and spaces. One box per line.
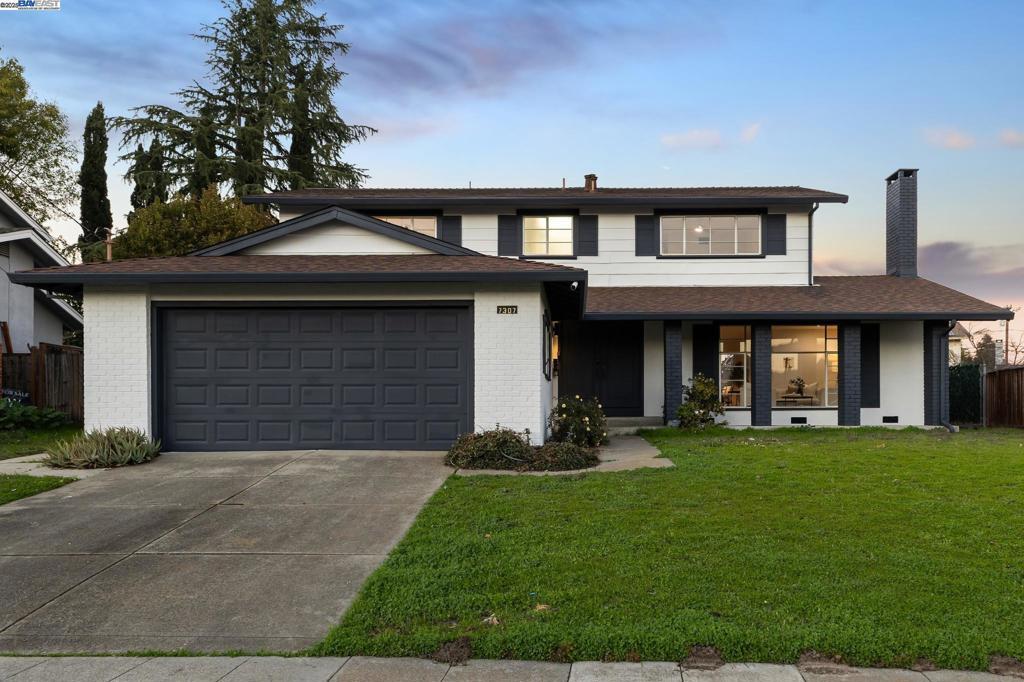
807, 202, 819, 286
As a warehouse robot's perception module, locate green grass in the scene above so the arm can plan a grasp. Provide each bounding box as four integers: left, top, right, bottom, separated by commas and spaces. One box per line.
315, 427, 1024, 669
0, 425, 82, 461
0, 473, 75, 505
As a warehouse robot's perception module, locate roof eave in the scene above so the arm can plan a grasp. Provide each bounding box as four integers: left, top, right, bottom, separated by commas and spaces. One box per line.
584, 310, 1014, 321
244, 195, 849, 209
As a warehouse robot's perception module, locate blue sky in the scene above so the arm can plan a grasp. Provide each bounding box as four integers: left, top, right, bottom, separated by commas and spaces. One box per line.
2, 0, 1022, 326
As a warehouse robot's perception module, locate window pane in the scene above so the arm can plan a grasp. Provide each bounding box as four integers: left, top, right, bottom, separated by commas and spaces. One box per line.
737, 215, 760, 254
548, 216, 573, 230
771, 325, 826, 352
523, 216, 546, 231
685, 216, 710, 255
523, 228, 548, 255
719, 325, 749, 352
410, 217, 437, 237
662, 217, 685, 255
772, 352, 826, 407
548, 227, 573, 244
708, 216, 735, 255
547, 241, 574, 255
827, 352, 839, 407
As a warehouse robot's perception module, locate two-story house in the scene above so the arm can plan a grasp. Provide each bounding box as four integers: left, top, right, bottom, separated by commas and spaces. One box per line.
12, 169, 1012, 451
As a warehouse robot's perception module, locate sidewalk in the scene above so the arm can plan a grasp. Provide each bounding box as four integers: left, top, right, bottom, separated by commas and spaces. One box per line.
0, 656, 1014, 681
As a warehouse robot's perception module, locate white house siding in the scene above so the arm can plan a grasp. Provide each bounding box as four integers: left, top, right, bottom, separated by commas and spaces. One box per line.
33, 299, 65, 345
771, 409, 839, 427
84, 282, 549, 443
241, 221, 432, 255
643, 321, 664, 418
0, 242, 39, 351
861, 320, 925, 426
84, 288, 151, 433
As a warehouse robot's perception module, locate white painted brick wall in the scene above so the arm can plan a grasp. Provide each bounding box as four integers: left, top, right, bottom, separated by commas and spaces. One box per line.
473, 285, 547, 442
83, 287, 151, 434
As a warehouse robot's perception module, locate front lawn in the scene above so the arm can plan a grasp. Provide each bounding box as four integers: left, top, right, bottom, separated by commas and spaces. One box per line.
0, 473, 75, 505
316, 427, 1024, 670
0, 425, 82, 461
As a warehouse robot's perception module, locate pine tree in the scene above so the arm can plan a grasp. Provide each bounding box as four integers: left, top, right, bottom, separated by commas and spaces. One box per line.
78, 101, 113, 246
113, 0, 374, 198
128, 140, 169, 211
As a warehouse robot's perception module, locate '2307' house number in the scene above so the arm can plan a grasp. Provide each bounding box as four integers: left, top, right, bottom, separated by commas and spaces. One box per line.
496, 305, 518, 314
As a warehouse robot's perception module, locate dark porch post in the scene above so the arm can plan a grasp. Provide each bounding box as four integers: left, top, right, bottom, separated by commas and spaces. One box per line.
664, 321, 682, 424
923, 321, 951, 425
838, 322, 862, 425
750, 323, 772, 426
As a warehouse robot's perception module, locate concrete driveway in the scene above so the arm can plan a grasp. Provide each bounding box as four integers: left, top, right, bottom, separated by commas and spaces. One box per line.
0, 450, 449, 653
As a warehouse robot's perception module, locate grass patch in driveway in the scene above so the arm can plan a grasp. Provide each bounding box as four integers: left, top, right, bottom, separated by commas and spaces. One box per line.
0, 425, 82, 461
0, 473, 74, 505
315, 427, 1024, 670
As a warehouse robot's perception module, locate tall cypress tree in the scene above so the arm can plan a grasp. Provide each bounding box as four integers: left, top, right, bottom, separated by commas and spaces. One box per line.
78, 101, 112, 245
113, 0, 374, 197
128, 140, 169, 211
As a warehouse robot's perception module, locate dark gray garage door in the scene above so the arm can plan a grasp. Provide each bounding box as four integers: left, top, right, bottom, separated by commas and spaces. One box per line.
158, 306, 472, 451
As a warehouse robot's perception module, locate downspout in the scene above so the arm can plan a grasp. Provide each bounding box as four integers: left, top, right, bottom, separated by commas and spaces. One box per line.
807, 202, 819, 285
941, 319, 959, 433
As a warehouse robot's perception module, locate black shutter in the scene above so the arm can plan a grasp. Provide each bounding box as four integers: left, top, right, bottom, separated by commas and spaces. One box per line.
635, 215, 657, 256
861, 323, 881, 408
439, 215, 462, 246
692, 324, 719, 389
765, 214, 787, 255
497, 215, 521, 256
577, 215, 598, 256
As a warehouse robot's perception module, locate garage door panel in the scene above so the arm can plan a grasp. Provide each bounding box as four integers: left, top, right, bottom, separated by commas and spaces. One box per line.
160, 307, 471, 451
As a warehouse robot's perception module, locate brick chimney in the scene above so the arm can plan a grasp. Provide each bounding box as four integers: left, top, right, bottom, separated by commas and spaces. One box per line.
584, 173, 597, 192
885, 168, 918, 278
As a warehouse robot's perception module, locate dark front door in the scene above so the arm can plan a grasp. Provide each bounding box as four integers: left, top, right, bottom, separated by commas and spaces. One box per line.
158, 306, 472, 451
558, 320, 644, 417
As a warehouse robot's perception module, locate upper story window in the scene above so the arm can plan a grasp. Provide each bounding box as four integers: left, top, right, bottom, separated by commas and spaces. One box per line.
660, 215, 761, 256
374, 216, 438, 238
523, 215, 573, 256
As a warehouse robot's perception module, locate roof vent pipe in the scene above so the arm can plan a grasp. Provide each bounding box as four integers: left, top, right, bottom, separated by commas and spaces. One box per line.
584, 174, 597, 192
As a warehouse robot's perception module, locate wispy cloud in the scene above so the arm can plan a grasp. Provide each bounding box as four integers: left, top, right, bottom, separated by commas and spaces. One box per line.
924, 126, 976, 150
819, 241, 1024, 310
999, 128, 1024, 148
740, 122, 762, 142
660, 129, 723, 150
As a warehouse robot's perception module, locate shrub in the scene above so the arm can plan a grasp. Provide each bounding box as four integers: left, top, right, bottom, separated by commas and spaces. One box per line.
676, 373, 725, 430
444, 427, 532, 469
548, 395, 608, 448
531, 441, 599, 471
0, 398, 71, 431
46, 427, 161, 469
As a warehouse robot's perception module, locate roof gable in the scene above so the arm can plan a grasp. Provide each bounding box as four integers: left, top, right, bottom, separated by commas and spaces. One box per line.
194, 206, 480, 256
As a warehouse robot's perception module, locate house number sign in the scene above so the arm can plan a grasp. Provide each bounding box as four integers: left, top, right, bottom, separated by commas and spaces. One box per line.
496, 305, 518, 314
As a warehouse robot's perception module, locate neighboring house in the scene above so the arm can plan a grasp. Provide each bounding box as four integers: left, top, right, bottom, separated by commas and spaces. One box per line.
0, 189, 82, 351
11, 169, 1013, 451
948, 322, 971, 364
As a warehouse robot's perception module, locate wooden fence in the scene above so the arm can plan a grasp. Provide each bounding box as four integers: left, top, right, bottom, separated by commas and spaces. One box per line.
986, 366, 1024, 428
1, 343, 84, 422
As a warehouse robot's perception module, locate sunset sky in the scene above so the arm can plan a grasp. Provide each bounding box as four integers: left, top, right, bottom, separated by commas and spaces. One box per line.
2, 0, 1021, 333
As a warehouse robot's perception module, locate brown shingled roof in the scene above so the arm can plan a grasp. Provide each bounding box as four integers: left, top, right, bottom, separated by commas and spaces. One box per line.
11, 254, 585, 291
585, 276, 1013, 321
246, 185, 848, 207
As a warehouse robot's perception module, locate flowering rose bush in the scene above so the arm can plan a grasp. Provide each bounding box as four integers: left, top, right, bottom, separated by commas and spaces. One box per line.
547, 394, 608, 448
676, 373, 725, 430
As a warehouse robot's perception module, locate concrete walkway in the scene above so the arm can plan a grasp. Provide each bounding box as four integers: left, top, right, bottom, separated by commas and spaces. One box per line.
0, 450, 448, 653
456, 434, 672, 476
0, 453, 101, 479
0, 656, 1014, 681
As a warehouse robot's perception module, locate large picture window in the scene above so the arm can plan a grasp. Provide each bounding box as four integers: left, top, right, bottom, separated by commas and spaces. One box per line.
770, 325, 839, 408
374, 215, 438, 238
719, 325, 750, 408
523, 216, 574, 256
660, 215, 760, 256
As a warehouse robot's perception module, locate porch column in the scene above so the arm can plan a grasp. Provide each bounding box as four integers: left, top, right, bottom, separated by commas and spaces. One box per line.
838, 322, 862, 425
663, 321, 682, 423
750, 323, 772, 426
923, 320, 951, 425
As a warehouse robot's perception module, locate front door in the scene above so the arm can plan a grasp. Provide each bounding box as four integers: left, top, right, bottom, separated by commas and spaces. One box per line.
558, 320, 644, 417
